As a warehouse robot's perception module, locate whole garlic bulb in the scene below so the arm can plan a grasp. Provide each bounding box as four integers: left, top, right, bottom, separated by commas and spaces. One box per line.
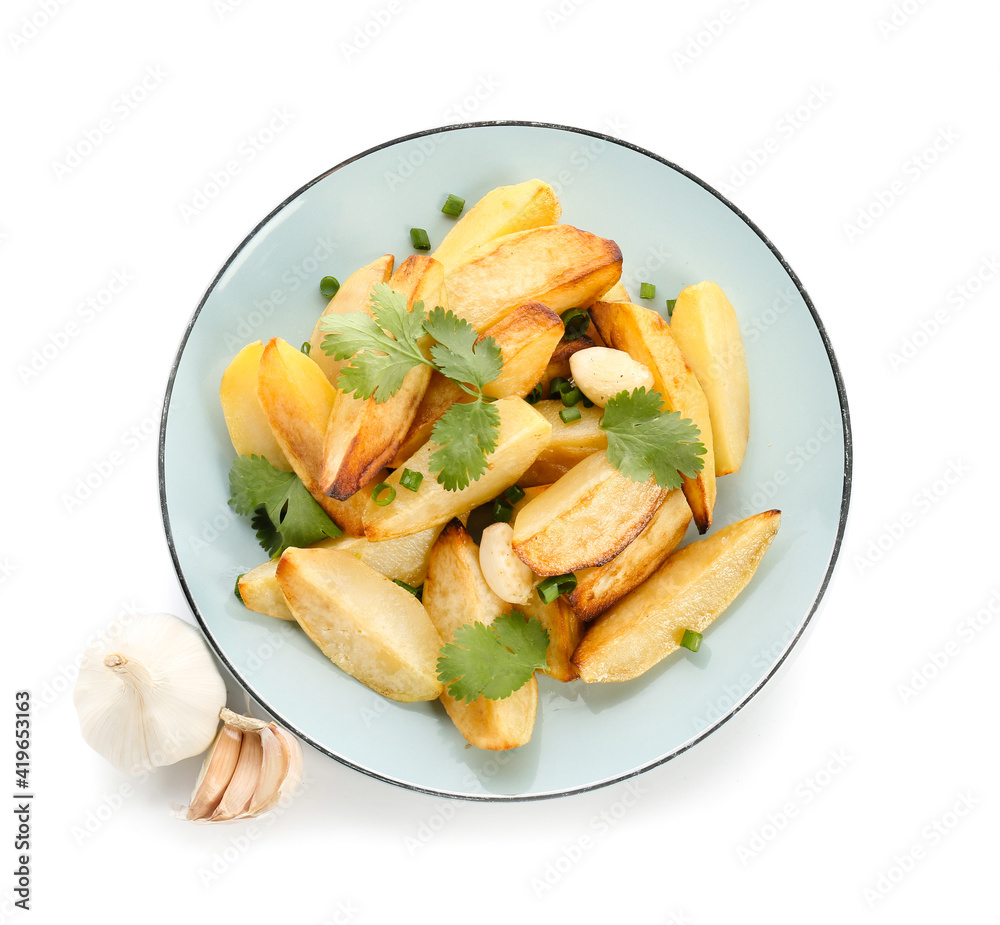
74, 612, 228, 774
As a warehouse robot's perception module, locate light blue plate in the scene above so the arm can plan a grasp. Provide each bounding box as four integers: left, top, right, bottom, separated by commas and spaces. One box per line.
160, 122, 851, 801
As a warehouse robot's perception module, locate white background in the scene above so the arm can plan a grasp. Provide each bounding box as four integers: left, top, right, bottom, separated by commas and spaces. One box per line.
3, 0, 998, 922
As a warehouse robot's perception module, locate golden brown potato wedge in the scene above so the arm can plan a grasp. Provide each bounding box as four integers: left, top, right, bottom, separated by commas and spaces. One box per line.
572, 510, 780, 682
277, 547, 443, 702
319, 256, 443, 500
308, 255, 393, 386
516, 400, 606, 487
389, 302, 564, 466
481, 301, 564, 399
364, 397, 551, 541
423, 522, 537, 750
445, 225, 623, 332
220, 341, 291, 469
255, 338, 380, 536
511, 451, 666, 576
567, 489, 692, 620
599, 280, 631, 303
431, 179, 561, 269
237, 524, 444, 621
238, 560, 294, 621
519, 594, 583, 683
590, 300, 716, 532
669, 281, 749, 476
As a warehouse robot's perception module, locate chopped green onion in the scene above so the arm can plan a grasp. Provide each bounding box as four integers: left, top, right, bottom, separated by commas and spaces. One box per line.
639, 282, 656, 299
320, 276, 340, 298
410, 227, 431, 250
399, 469, 423, 492
372, 482, 396, 506
666, 298, 677, 317
234, 574, 244, 602
393, 579, 423, 600
680, 629, 702, 652
561, 387, 583, 407
493, 498, 514, 523
536, 572, 577, 604
561, 308, 590, 341
548, 376, 569, 397
525, 384, 543, 404
581, 395, 594, 408
441, 194, 466, 217
559, 406, 582, 423
503, 485, 525, 504
300, 341, 311, 355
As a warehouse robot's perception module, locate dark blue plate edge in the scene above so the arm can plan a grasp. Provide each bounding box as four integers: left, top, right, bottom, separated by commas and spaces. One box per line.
158, 119, 853, 803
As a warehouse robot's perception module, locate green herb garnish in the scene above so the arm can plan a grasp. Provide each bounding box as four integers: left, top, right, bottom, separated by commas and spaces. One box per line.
228, 455, 342, 557
437, 611, 549, 703
600, 388, 705, 490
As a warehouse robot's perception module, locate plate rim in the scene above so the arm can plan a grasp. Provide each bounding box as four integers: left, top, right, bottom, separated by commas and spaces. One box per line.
158, 119, 854, 802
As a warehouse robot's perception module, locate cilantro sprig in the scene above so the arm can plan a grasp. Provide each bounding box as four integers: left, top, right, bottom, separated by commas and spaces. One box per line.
229, 455, 342, 557
437, 611, 549, 703
320, 283, 503, 492
600, 387, 706, 490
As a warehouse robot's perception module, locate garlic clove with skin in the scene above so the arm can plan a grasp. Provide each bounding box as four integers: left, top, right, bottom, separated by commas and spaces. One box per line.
73, 613, 228, 775
185, 708, 303, 824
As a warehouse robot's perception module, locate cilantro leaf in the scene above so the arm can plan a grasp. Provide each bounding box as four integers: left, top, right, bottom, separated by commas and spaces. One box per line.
429, 399, 501, 491
229, 455, 342, 557
319, 283, 428, 402
600, 387, 706, 490
437, 611, 550, 703
423, 307, 502, 389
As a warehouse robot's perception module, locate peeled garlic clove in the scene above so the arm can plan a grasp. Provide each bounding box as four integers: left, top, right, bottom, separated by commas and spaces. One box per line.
186, 724, 243, 821
246, 725, 288, 817
73, 613, 228, 775
480, 522, 535, 605
569, 346, 654, 407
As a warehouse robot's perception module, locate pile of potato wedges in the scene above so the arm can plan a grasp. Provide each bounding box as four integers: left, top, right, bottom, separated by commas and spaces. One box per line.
221, 180, 780, 751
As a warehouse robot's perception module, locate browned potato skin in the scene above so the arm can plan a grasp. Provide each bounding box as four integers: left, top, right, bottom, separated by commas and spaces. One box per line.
388, 301, 563, 468
319, 256, 443, 500
567, 489, 692, 620
572, 511, 780, 682
255, 338, 379, 536
308, 255, 393, 385
511, 451, 667, 577
590, 300, 717, 533
277, 548, 444, 702
431, 179, 561, 269
537, 334, 595, 393
444, 225, 623, 332
481, 301, 564, 399
423, 522, 537, 750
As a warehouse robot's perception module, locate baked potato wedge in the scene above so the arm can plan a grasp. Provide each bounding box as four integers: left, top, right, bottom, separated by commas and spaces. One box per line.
319, 256, 442, 499
515, 400, 606, 487
255, 337, 378, 535
423, 521, 537, 750
590, 300, 716, 533
237, 524, 444, 621
431, 179, 561, 269
445, 225, 623, 331
519, 593, 583, 683
572, 510, 780, 682
669, 281, 749, 476
537, 334, 595, 394
511, 450, 666, 576
566, 489, 692, 620
220, 341, 291, 469
363, 397, 552, 541
308, 254, 394, 386
276, 547, 444, 702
